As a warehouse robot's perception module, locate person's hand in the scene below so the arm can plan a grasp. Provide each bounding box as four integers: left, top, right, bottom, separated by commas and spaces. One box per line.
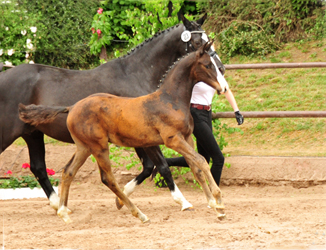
235, 111, 244, 125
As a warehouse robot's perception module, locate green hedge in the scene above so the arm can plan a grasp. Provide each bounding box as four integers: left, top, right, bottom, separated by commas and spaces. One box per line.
1, 0, 324, 69
197, 0, 325, 60
0, 0, 101, 69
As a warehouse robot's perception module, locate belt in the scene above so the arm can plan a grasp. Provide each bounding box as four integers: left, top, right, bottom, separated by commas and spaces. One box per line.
191, 103, 211, 111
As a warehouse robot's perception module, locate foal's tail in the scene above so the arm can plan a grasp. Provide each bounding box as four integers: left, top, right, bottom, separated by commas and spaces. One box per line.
18, 103, 70, 126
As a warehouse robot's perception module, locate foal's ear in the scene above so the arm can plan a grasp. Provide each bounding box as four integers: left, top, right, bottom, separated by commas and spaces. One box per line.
198, 40, 214, 55
204, 40, 214, 52
196, 13, 207, 26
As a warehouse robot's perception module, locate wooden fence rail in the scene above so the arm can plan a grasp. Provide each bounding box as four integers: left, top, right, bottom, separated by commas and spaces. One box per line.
225, 62, 326, 70
212, 111, 326, 120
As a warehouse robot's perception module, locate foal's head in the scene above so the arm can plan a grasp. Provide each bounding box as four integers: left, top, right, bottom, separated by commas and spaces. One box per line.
193, 41, 227, 94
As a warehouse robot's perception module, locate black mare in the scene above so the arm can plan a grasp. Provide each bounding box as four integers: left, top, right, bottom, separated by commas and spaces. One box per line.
0, 13, 225, 211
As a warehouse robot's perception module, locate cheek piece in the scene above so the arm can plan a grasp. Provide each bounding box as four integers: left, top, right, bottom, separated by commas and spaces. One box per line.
202, 33, 225, 75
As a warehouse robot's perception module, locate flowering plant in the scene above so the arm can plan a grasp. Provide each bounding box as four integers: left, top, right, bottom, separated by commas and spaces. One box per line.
0, 163, 59, 189
89, 0, 191, 60
0, 0, 39, 67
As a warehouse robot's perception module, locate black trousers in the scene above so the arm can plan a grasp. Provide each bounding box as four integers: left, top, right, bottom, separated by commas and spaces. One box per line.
166, 107, 225, 186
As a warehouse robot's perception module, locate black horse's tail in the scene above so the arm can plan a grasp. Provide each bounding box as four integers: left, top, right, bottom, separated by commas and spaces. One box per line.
18, 103, 69, 126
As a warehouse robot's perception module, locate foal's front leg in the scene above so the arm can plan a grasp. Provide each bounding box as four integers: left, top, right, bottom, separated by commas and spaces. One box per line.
165, 135, 225, 219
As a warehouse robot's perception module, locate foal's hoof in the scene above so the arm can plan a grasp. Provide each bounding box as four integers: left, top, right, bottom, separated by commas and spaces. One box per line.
216, 208, 226, 221
217, 213, 226, 221
58, 213, 73, 224
139, 213, 150, 223
115, 197, 124, 210
183, 207, 195, 212
143, 219, 151, 224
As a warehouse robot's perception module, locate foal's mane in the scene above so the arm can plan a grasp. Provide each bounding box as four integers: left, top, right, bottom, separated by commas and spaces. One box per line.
157, 52, 193, 88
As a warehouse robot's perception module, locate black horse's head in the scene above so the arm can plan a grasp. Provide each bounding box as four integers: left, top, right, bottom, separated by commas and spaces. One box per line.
179, 12, 226, 76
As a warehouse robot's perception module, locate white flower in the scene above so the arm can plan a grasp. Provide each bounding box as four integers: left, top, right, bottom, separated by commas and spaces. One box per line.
27, 43, 33, 50
5, 27, 9, 31
26, 39, 33, 50
0, 49, 3, 56
29, 60, 34, 64
21, 30, 27, 35
25, 52, 29, 58
5, 61, 12, 66
30, 27, 37, 33
7, 49, 14, 56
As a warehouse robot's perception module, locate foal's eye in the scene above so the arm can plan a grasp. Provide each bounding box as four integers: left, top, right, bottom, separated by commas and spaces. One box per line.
205, 64, 210, 69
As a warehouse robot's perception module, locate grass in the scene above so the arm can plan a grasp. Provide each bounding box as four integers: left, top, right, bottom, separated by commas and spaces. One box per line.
216, 39, 326, 157
12, 39, 326, 158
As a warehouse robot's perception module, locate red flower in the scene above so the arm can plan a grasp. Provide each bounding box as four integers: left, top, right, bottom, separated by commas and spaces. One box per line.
46, 168, 55, 176
97, 8, 103, 14
5, 170, 12, 175
22, 163, 30, 169
91, 27, 95, 34
97, 29, 102, 37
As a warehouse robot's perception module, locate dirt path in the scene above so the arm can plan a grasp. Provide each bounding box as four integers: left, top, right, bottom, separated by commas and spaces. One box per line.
1, 145, 326, 249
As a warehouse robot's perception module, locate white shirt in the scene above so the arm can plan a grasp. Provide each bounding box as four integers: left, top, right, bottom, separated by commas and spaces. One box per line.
190, 81, 216, 106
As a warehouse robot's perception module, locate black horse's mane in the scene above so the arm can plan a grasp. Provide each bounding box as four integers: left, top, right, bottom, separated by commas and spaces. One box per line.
20, 24, 183, 72
121, 24, 181, 59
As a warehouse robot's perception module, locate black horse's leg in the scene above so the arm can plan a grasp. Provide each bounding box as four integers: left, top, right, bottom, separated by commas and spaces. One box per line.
116, 146, 193, 211
22, 130, 59, 210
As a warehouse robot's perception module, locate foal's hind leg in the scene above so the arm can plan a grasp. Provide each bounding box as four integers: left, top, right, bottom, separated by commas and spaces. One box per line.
96, 148, 149, 223
57, 147, 90, 223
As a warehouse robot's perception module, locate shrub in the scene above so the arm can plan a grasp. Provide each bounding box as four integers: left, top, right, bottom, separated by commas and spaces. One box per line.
0, 0, 101, 69
89, 0, 197, 59
197, 0, 326, 61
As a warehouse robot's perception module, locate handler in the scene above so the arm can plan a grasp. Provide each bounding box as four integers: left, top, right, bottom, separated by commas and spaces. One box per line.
165, 51, 244, 186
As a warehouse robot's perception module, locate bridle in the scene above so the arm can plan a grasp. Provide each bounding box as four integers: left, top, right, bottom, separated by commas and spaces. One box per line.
181, 27, 228, 93
182, 29, 226, 76
181, 28, 205, 53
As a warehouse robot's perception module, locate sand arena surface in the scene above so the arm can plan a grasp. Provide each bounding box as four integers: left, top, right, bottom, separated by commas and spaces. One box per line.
0, 144, 325, 249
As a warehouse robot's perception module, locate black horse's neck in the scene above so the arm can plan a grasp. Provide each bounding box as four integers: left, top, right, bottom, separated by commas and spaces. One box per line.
98, 25, 187, 96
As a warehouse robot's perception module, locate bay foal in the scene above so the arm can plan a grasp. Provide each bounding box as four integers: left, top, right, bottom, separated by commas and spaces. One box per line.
19, 41, 226, 223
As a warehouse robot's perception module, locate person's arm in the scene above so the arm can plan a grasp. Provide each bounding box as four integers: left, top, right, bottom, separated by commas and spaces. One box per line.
223, 89, 244, 125
224, 89, 239, 112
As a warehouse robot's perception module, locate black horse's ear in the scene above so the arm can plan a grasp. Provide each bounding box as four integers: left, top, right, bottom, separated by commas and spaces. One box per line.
196, 13, 207, 26
178, 11, 192, 30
